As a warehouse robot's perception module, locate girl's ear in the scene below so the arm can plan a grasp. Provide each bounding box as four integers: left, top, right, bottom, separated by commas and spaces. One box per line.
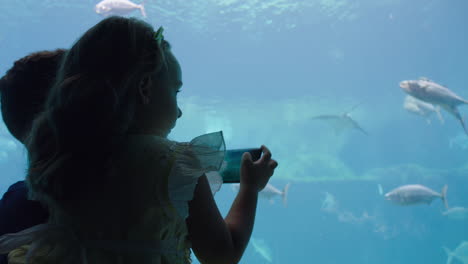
138, 75, 152, 105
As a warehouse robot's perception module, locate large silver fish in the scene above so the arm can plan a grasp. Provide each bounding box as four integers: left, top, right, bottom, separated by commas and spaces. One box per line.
95, 0, 147, 18
384, 184, 448, 209
403, 95, 444, 124
400, 78, 468, 134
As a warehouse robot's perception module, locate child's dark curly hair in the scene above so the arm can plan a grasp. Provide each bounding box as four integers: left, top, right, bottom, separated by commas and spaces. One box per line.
0, 49, 66, 142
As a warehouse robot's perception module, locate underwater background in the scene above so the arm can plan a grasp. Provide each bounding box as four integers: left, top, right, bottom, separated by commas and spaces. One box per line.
1, 0, 467, 263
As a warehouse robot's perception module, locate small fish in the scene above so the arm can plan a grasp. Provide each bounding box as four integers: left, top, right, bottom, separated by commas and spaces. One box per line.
95, 0, 147, 18
443, 241, 468, 264
384, 184, 448, 209
400, 78, 468, 134
231, 183, 290, 207
310, 103, 368, 135
403, 95, 444, 124
442, 206, 468, 220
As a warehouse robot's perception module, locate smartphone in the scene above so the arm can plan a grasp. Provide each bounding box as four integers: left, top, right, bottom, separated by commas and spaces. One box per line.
220, 148, 262, 183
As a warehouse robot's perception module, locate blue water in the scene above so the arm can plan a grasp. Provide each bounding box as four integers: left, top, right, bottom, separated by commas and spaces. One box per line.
1, 0, 468, 263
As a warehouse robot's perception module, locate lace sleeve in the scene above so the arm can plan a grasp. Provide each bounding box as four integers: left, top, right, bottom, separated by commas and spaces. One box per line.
167, 131, 226, 219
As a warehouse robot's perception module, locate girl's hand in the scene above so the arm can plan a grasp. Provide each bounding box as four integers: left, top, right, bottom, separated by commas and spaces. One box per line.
240, 145, 278, 193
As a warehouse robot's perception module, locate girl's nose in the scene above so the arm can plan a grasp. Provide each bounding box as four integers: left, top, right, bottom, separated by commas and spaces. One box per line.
178, 108, 182, 118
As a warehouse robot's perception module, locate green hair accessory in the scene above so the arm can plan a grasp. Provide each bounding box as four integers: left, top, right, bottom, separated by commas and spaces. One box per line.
154, 26, 164, 46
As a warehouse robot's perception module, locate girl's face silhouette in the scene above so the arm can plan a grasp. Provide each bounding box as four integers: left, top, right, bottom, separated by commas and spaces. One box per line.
144, 50, 183, 137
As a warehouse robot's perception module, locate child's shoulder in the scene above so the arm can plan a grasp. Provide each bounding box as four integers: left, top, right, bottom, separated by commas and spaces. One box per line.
124, 134, 174, 155
113, 135, 176, 171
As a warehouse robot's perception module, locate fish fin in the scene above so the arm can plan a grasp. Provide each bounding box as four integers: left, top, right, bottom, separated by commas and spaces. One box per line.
356, 124, 369, 135
441, 105, 468, 135
139, 4, 147, 18
419, 76, 432, 82
281, 183, 291, 207
441, 185, 449, 210
443, 247, 453, 264
435, 106, 445, 124
464, 115, 468, 136
349, 117, 368, 135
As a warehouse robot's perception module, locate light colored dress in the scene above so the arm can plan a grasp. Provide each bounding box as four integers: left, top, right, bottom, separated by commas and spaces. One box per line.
0, 131, 226, 264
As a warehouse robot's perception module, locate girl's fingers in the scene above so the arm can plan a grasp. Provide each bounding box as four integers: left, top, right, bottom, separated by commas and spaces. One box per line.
260, 145, 272, 162
242, 152, 253, 167
270, 160, 278, 169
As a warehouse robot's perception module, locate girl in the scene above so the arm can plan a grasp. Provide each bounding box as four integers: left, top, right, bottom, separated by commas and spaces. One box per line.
0, 16, 278, 264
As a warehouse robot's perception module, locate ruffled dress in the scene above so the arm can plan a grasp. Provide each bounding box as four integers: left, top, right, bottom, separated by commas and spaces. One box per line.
0, 131, 226, 264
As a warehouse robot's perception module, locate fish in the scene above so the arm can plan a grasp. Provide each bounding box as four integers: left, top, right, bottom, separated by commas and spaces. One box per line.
444, 241, 468, 264
250, 237, 273, 263
403, 95, 444, 124
231, 183, 290, 207
400, 78, 468, 134
310, 103, 368, 135
442, 206, 468, 220
384, 184, 448, 209
95, 0, 147, 18
321, 192, 374, 224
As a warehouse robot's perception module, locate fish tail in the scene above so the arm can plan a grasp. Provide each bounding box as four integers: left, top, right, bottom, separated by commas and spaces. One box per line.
464, 116, 468, 136
441, 185, 449, 210
281, 183, 291, 207
460, 114, 468, 136
139, 3, 147, 18
445, 105, 468, 135
443, 246, 453, 264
